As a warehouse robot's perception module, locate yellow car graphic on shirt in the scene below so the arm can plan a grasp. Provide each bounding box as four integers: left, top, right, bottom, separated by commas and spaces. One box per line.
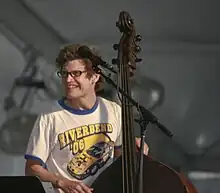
67, 136, 114, 180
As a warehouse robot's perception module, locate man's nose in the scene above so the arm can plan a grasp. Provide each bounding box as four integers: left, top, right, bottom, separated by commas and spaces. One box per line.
66, 74, 74, 82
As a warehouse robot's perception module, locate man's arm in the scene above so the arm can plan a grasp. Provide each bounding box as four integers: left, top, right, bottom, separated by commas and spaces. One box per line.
25, 159, 59, 188
114, 137, 149, 159
25, 159, 92, 193
24, 114, 61, 187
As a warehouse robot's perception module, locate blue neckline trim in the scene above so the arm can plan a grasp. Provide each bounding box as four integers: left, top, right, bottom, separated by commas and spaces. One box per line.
58, 97, 99, 115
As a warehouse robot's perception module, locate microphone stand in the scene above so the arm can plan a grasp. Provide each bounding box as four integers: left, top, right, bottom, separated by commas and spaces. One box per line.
97, 67, 173, 193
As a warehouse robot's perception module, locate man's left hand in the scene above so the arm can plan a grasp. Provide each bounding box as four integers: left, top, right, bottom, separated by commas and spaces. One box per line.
135, 137, 149, 155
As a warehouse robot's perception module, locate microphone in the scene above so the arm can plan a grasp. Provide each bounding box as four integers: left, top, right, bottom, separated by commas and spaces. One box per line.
78, 46, 116, 73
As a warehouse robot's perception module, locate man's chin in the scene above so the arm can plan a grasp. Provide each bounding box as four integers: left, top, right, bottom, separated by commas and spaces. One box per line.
66, 92, 82, 99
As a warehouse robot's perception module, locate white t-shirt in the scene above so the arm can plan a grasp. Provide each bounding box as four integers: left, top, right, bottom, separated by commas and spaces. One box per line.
25, 97, 122, 193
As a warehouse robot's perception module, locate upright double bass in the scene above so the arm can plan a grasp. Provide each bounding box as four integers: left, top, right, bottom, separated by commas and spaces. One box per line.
92, 11, 198, 193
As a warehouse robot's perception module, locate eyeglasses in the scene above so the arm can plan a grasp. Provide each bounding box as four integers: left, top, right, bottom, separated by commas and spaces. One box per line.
57, 70, 87, 78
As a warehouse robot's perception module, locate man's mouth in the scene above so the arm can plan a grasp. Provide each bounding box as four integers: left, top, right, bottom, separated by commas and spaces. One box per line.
67, 85, 78, 89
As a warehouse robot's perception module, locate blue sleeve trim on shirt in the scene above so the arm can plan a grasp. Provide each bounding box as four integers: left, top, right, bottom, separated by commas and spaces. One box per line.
24, 154, 47, 169
114, 145, 122, 149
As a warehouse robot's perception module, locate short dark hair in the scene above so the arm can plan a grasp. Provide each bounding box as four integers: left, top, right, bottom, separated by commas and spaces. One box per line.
55, 44, 104, 92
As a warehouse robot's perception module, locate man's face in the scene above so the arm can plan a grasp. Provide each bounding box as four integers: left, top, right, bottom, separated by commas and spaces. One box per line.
60, 59, 98, 99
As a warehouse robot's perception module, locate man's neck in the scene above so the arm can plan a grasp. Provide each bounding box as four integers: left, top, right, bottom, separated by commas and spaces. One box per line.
65, 94, 97, 110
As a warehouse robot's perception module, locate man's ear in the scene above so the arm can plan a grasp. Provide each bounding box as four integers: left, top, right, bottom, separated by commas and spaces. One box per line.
91, 73, 100, 84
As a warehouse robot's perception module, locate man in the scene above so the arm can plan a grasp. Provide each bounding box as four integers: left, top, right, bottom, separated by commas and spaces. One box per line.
24, 44, 149, 193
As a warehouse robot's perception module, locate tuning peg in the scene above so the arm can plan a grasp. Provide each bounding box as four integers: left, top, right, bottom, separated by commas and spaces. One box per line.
116, 21, 123, 32
112, 58, 119, 65
135, 46, 141, 53
135, 35, 142, 42
135, 58, 142, 63
113, 44, 119, 50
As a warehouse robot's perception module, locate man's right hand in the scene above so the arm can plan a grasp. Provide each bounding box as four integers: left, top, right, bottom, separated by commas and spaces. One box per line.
57, 178, 93, 193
